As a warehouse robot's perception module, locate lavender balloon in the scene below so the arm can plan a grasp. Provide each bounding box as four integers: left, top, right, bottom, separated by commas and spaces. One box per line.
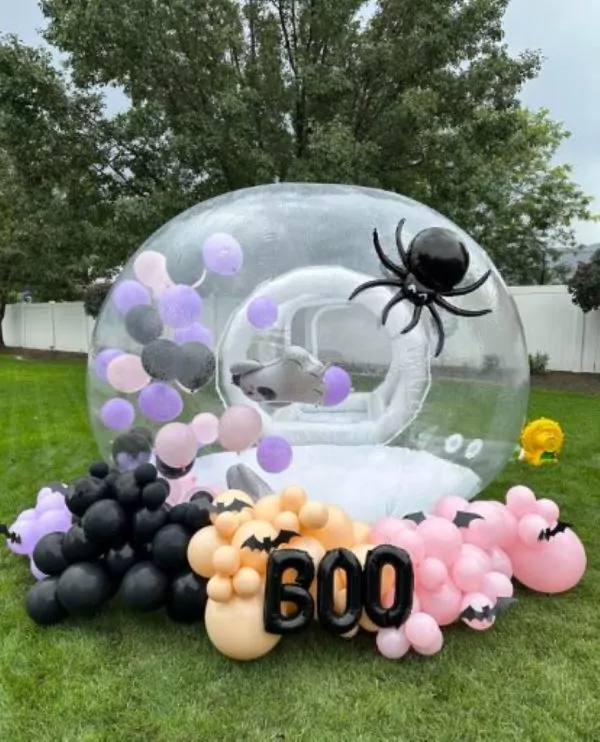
112, 279, 151, 315
247, 297, 278, 329
18, 507, 38, 523
323, 366, 352, 407
157, 285, 203, 329
257, 436, 293, 474
7, 520, 39, 556
100, 398, 136, 430
93, 348, 124, 381
35, 491, 67, 515
30, 558, 47, 581
138, 382, 184, 423
37, 508, 72, 537
202, 233, 243, 276
174, 322, 214, 349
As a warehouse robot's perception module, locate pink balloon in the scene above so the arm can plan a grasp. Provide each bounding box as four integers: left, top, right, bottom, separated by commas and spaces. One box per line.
190, 413, 219, 445
535, 498, 560, 522
489, 547, 514, 578
460, 592, 495, 631
482, 571, 514, 602
412, 591, 421, 613
505, 485, 537, 518
404, 612, 440, 650
433, 496, 470, 521
107, 353, 151, 394
417, 580, 462, 626
460, 543, 492, 573
414, 628, 444, 656
155, 423, 197, 468
485, 501, 518, 549
218, 405, 263, 453
390, 529, 426, 566
376, 627, 411, 660
418, 558, 448, 590
510, 529, 586, 593
463, 501, 504, 550
133, 250, 173, 296
417, 517, 462, 566
371, 517, 406, 545
452, 555, 485, 593
517, 513, 549, 547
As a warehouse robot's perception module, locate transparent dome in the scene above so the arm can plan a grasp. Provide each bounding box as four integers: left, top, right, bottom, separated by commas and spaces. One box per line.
88, 183, 529, 523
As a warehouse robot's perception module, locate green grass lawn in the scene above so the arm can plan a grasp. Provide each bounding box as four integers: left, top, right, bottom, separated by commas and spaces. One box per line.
0, 354, 598, 742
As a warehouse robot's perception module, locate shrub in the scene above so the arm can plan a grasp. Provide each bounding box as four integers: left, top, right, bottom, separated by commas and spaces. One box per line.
84, 282, 112, 319
529, 352, 549, 375
567, 248, 600, 313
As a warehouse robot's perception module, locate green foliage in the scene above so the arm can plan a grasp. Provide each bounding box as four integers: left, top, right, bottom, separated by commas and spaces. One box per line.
567, 249, 600, 313
529, 351, 549, 375
83, 282, 112, 318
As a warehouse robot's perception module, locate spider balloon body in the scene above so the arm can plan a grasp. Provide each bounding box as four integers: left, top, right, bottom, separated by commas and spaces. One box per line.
349, 219, 492, 357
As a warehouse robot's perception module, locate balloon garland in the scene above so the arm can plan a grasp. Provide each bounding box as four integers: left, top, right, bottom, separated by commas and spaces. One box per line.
1, 468, 587, 662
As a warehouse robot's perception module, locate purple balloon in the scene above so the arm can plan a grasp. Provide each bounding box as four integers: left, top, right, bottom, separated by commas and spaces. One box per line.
138, 382, 184, 423
173, 323, 214, 349
93, 348, 124, 381
17, 507, 37, 523
116, 451, 151, 472
37, 509, 72, 537
100, 398, 136, 430
30, 557, 47, 581
247, 297, 278, 329
202, 233, 243, 276
35, 491, 67, 515
256, 436, 293, 474
7, 520, 39, 556
323, 366, 352, 407
158, 285, 203, 329
112, 280, 151, 315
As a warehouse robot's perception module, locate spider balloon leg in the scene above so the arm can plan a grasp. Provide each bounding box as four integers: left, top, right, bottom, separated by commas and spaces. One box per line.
427, 304, 446, 357
381, 291, 407, 326
400, 304, 422, 335
434, 295, 492, 318
395, 218, 410, 268
443, 269, 492, 297
373, 229, 407, 277
348, 278, 403, 302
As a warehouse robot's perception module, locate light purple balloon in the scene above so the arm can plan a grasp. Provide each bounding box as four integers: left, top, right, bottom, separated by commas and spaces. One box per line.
36, 487, 53, 506
202, 233, 243, 276
174, 323, 214, 349
37, 508, 72, 537
17, 507, 37, 523
247, 297, 278, 329
112, 279, 151, 315
30, 558, 47, 581
7, 520, 40, 556
323, 366, 352, 407
35, 491, 67, 515
158, 285, 203, 329
256, 436, 293, 474
138, 382, 184, 423
100, 398, 136, 430
93, 348, 124, 381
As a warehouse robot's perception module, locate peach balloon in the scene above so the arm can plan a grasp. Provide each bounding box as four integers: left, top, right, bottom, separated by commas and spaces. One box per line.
342, 625, 361, 640
298, 501, 328, 531
509, 529, 586, 593
212, 545, 240, 576
218, 405, 262, 452
187, 526, 229, 578
209, 490, 255, 525
232, 567, 262, 597
155, 423, 197, 468
232, 520, 278, 573
285, 536, 326, 568
213, 512, 241, 539
303, 505, 354, 550
205, 593, 281, 661
280, 486, 307, 513
460, 592, 495, 631
417, 517, 462, 566
106, 353, 151, 394
353, 521, 372, 545
417, 580, 462, 626
252, 494, 281, 522
274, 510, 300, 532
207, 575, 233, 603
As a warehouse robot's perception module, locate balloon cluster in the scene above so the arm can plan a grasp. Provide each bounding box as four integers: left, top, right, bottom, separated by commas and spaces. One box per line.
16, 462, 210, 626
371, 485, 587, 660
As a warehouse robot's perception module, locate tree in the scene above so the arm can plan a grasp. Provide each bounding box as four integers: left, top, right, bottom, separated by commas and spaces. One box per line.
32, 0, 594, 285
567, 250, 600, 313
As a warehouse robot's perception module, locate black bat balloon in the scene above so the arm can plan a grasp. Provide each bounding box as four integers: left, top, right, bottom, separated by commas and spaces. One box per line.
538, 521, 572, 542
242, 530, 299, 553
209, 499, 251, 515
403, 512, 426, 524
453, 511, 484, 528
460, 597, 516, 622
0, 523, 21, 544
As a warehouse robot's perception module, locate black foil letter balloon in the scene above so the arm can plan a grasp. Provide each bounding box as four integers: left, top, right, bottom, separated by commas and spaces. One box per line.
362, 545, 414, 628
264, 549, 315, 634
316, 548, 362, 635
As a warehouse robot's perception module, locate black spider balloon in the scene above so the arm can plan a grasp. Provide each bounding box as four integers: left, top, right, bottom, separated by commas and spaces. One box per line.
349, 219, 492, 356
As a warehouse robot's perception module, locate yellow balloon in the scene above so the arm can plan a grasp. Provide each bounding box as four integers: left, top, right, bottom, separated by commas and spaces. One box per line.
187, 526, 228, 578
205, 592, 281, 661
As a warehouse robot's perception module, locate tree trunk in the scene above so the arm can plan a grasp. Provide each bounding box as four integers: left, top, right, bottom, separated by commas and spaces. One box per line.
0, 297, 6, 349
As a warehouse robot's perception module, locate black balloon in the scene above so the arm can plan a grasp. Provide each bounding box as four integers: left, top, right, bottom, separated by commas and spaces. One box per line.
184, 496, 212, 532
82, 500, 128, 549
112, 427, 153, 462
362, 544, 414, 628
45, 481, 69, 496
176, 342, 215, 392
155, 456, 194, 480
32, 533, 69, 576
168, 502, 191, 526
134, 463, 158, 487
142, 480, 169, 511
132, 506, 168, 544
316, 548, 362, 635
114, 471, 142, 508
120, 561, 168, 612
141, 339, 182, 381
103, 544, 141, 578
151, 524, 191, 573
56, 562, 111, 617
89, 461, 110, 479
62, 524, 103, 563
166, 570, 208, 623
66, 476, 105, 517
264, 549, 315, 634
124, 305, 163, 345
26, 578, 67, 626
166, 248, 205, 286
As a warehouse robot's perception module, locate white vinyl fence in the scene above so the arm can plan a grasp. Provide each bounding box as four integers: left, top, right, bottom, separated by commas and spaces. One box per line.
2, 285, 600, 373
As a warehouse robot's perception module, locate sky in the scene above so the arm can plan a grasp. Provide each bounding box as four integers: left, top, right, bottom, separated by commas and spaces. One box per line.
0, 0, 598, 246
